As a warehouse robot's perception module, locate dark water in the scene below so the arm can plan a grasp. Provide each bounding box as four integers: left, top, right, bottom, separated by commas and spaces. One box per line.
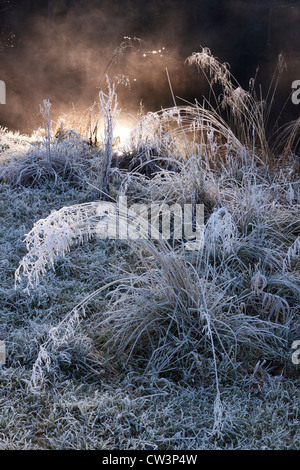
0, 0, 299, 134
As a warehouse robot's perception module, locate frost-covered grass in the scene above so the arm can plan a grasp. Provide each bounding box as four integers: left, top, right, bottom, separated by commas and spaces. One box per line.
0, 49, 299, 449
0, 366, 299, 450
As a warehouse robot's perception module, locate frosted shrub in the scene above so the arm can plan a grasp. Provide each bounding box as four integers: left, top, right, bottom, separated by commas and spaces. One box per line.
204, 207, 238, 255
39, 99, 52, 170
98, 76, 120, 196
186, 47, 231, 90
284, 236, 300, 272
15, 202, 103, 292
30, 304, 85, 390
186, 47, 288, 163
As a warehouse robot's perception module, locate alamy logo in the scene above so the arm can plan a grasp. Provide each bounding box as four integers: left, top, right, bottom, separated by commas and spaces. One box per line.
96, 197, 204, 251
0, 341, 5, 365
0, 80, 6, 104
291, 80, 300, 105
291, 340, 300, 365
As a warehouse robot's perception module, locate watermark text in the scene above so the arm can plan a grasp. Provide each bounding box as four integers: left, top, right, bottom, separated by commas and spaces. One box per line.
291, 80, 300, 105
96, 197, 204, 251
0, 80, 6, 104
291, 340, 300, 365
0, 341, 5, 365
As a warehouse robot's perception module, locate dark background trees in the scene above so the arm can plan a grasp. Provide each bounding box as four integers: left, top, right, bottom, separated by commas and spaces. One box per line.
0, 0, 299, 133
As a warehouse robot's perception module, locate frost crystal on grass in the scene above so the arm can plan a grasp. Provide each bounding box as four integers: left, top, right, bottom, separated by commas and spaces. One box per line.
15, 202, 104, 292
204, 207, 238, 254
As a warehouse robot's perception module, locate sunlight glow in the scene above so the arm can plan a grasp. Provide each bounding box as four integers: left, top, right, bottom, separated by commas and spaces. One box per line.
114, 124, 134, 152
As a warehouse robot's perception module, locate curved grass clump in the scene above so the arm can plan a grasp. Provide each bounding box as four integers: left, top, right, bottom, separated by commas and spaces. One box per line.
9, 48, 300, 444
